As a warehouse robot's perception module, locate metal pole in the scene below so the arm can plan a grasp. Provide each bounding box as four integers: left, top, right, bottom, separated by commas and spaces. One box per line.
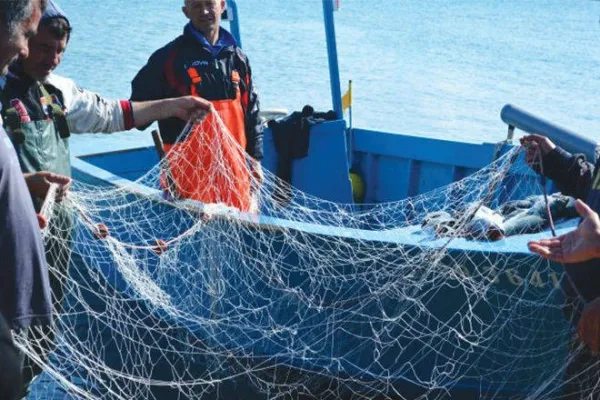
227, 0, 242, 48
322, 0, 343, 119
348, 80, 353, 129
507, 125, 515, 142
501, 104, 600, 162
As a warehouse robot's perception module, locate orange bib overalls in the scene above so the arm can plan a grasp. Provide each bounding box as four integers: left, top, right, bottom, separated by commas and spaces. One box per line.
163, 68, 251, 211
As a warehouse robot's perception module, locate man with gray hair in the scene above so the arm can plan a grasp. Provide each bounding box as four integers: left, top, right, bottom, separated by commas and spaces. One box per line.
0, 0, 46, 74
0, 0, 70, 398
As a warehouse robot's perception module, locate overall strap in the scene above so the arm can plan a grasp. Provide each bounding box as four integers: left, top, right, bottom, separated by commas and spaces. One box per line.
39, 83, 70, 138
3, 107, 26, 144
186, 67, 203, 97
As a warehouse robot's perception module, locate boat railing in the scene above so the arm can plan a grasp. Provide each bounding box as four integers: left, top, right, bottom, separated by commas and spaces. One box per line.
501, 104, 599, 162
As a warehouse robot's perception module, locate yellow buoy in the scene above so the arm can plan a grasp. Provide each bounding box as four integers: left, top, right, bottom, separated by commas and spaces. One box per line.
349, 172, 365, 203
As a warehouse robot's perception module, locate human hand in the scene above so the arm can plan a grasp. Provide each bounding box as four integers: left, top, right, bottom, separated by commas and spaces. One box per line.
24, 171, 71, 202
36, 214, 47, 230
528, 200, 600, 263
579, 297, 600, 355
519, 134, 556, 166
172, 96, 213, 122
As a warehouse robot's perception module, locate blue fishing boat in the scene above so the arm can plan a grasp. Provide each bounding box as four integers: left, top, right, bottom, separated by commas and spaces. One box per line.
30, 1, 599, 399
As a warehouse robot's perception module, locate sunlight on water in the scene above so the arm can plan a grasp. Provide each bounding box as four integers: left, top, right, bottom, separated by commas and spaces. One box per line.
58, 0, 600, 155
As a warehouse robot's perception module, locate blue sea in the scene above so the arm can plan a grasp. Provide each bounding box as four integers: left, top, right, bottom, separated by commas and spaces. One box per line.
59, 0, 600, 156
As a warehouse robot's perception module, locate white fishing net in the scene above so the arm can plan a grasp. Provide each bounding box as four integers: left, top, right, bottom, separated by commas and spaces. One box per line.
14, 112, 600, 399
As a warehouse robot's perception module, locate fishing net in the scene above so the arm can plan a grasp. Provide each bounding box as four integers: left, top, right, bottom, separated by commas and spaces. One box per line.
15, 111, 600, 399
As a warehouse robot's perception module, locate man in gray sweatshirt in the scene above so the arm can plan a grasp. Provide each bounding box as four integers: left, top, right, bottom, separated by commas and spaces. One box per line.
0, 0, 71, 398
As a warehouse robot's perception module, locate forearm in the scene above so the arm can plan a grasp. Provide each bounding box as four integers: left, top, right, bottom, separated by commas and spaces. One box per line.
131, 99, 177, 129
131, 97, 211, 129
543, 148, 593, 199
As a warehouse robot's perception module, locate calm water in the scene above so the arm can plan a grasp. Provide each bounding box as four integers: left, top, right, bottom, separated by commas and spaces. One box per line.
58, 0, 600, 155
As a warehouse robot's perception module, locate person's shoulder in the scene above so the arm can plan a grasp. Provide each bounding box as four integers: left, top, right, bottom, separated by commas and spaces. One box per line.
232, 47, 252, 75
234, 46, 249, 59
147, 34, 188, 62
219, 29, 247, 58
44, 73, 87, 110
44, 73, 77, 91
44, 73, 80, 101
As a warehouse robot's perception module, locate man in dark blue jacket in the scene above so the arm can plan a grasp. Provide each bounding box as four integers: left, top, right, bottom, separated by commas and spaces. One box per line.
522, 133, 600, 398
131, 0, 263, 210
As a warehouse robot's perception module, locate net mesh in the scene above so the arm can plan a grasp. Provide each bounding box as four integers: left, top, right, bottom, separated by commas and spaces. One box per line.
15, 112, 600, 399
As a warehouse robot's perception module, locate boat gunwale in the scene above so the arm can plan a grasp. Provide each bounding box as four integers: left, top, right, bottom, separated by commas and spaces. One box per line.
72, 150, 576, 256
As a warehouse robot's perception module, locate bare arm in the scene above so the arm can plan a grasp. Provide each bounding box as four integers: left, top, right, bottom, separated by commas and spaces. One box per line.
131, 96, 212, 128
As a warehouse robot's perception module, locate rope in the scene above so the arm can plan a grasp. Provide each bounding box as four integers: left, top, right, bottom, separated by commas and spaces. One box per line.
534, 144, 587, 307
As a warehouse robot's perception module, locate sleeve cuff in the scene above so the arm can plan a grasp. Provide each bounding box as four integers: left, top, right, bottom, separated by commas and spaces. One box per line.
120, 100, 135, 130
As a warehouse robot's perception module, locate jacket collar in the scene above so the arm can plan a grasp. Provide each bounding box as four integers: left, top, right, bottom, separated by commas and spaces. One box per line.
183, 23, 237, 57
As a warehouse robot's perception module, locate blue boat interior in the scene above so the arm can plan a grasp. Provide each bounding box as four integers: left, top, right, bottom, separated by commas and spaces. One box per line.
73, 107, 581, 209
73, 107, 588, 256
